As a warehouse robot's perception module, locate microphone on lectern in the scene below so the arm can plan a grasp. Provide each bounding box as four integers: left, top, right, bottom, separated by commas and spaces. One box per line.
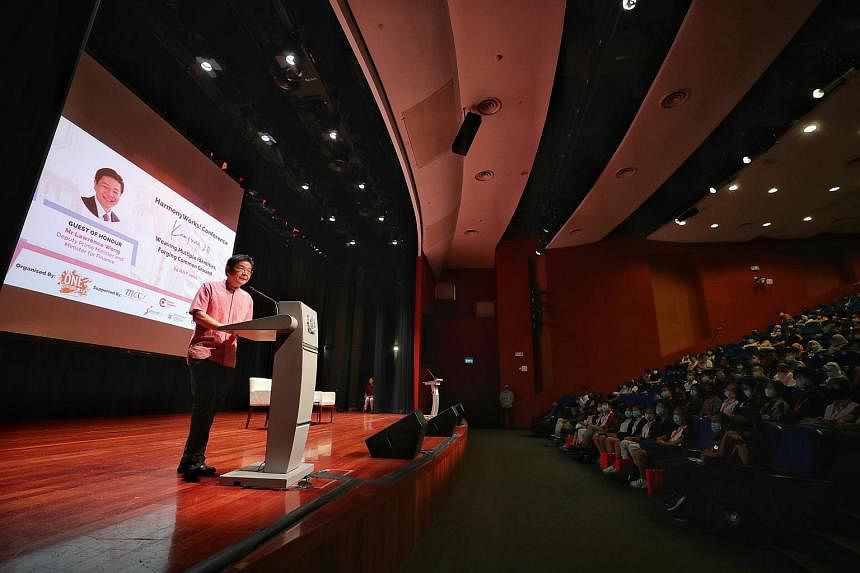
426, 369, 443, 382
248, 286, 280, 316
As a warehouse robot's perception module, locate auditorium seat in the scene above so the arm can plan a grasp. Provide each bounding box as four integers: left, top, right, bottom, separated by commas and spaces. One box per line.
245, 377, 272, 429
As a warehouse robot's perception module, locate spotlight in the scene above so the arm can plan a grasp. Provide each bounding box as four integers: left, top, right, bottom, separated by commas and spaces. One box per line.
328, 216, 336, 222
812, 88, 824, 99
709, 187, 717, 194
377, 216, 385, 222
347, 239, 356, 246
390, 240, 399, 246
829, 186, 841, 192
762, 222, 772, 227
710, 223, 719, 229
728, 183, 739, 191
285, 53, 297, 66
535, 250, 543, 256
673, 206, 700, 226
802, 123, 818, 133
621, 0, 637, 10
357, 183, 365, 190
742, 156, 751, 164
767, 187, 778, 194
258, 132, 276, 144
301, 183, 310, 190
200, 61, 213, 72
802, 216, 813, 222
328, 130, 338, 140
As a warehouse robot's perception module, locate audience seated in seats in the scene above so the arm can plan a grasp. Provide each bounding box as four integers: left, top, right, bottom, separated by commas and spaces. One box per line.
698, 383, 723, 417
827, 333, 849, 354
629, 407, 690, 489
788, 368, 827, 422
760, 380, 790, 422
594, 405, 645, 456
719, 383, 739, 415
815, 376, 858, 426
823, 361, 844, 383
773, 363, 795, 387
610, 406, 660, 475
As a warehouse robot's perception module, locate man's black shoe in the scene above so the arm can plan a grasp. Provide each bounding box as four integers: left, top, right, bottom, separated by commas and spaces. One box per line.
179, 463, 217, 476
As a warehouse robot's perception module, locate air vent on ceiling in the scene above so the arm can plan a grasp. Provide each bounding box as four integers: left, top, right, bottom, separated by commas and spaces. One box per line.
660, 89, 689, 108
476, 97, 502, 116
615, 167, 638, 178
475, 170, 494, 181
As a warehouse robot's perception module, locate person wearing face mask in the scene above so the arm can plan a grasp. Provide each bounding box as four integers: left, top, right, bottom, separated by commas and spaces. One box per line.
613, 407, 659, 475
760, 380, 790, 422
817, 377, 859, 426
591, 403, 623, 455
571, 402, 615, 453
823, 362, 844, 383
787, 368, 826, 422
736, 377, 763, 414
596, 406, 647, 462
719, 383, 739, 415
629, 408, 690, 489
684, 385, 703, 415
772, 363, 795, 387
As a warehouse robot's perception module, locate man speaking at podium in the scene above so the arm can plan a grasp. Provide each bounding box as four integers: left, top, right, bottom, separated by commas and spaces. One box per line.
178, 254, 254, 481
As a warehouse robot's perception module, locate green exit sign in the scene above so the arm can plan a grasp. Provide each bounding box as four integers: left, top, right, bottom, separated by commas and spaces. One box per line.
464, 357, 475, 365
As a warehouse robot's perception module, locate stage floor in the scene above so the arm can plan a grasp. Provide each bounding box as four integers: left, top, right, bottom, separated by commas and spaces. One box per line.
0, 411, 454, 571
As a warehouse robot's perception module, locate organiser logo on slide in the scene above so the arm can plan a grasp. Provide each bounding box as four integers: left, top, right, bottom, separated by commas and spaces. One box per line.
159, 297, 176, 308
124, 288, 146, 301
58, 270, 91, 296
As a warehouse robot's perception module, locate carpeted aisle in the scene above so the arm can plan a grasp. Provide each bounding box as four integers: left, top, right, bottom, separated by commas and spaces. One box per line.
401, 429, 781, 573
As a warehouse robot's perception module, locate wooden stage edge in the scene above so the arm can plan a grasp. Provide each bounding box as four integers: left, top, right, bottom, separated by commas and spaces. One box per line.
0, 411, 469, 573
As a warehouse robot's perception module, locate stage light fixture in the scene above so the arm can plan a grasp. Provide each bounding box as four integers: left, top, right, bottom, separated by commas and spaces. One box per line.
285, 53, 297, 66
767, 187, 778, 194
328, 130, 338, 140
762, 222, 772, 227
709, 187, 717, 194
673, 206, 700, 226
802, 123, 818, 133
328, 215, 336, 222
812, 88, 824, 99
622, 0, 637, 10
728, 183, 739, 191
347, 239, 356, 246
200, 61, 213, 72
301, 183, 310, 190
357, 183, 365, 190
258, 132, 276, 144
390, 240, 399, 246
742, 156, 751, 164
535, 250, 543, 256
829, 186, 840, 192
803, 216, 813, 222
710, 223, 719, 229
378, 216, 385, 222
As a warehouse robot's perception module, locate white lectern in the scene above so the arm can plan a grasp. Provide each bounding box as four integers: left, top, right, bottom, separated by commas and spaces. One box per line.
423, 379, 442, 417
218, 301, 319, 489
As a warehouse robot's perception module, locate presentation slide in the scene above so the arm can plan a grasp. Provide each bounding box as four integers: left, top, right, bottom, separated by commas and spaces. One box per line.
0, 54, 244, 356
5, 116, 235, 330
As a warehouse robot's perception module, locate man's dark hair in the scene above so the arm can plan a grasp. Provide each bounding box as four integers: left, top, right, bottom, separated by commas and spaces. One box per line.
94, 167, 124, 193
225, 254, 254, 274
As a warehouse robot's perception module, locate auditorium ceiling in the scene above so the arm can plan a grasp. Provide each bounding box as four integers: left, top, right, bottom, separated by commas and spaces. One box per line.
84, 0, 860, 273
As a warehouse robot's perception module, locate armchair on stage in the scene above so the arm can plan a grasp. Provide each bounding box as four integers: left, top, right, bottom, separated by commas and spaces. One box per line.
218, 301, 319, 489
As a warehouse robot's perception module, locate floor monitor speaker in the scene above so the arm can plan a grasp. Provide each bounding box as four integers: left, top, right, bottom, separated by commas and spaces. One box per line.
365, 411, 427, 459
425, 406, 461, 437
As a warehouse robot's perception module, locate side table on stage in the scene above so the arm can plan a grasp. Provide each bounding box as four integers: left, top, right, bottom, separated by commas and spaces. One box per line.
423, 378, 442, 417
218, 301, 319, 489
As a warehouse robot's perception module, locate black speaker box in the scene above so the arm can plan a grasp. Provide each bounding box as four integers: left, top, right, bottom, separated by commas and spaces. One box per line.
426, 406, 460, 437
451, 112, 482, 156
365, 411, 427, 459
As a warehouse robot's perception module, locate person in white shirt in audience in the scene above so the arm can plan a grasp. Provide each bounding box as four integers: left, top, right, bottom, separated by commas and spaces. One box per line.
719, 383, 739, 415
773, 363, 795, 387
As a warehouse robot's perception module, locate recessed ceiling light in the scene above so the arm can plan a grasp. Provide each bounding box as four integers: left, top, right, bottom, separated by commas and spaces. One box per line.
674, 219, 687, 226
762, 222, 772, 227
259, 133, 273, 143
728, 183, 739, 191
812, 88, 824, 99
802, 123, 818, 133
377, 216, 385, 222
200, 61, 214, 72
390, 240, 399, 246
357, 183, 365, 190
802, 216, 813, 222
829, 186, 841, 192
742, 156, 751, 164
285, 53, 297, 66
767, 187, 779, 194
710, 223, 719, 229
709, 187, 717, 194
328, 130, 338, 140
301, 183, 310, 190
347, 239, 356, 246
621, 0, 637, 10
328, 216, 336, 222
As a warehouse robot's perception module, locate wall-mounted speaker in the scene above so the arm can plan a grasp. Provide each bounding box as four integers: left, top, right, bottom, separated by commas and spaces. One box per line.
365, 411, 427, 459
452, 112, 482, 156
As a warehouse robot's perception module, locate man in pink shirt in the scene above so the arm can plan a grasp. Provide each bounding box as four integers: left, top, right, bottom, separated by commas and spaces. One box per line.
178, 254, 254, 481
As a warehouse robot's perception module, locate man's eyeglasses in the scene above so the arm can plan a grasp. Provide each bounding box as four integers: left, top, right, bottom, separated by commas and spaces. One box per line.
233, 266, 253, 275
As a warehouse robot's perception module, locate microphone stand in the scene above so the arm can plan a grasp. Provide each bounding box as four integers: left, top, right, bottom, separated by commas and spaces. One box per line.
248, 286, 280, 316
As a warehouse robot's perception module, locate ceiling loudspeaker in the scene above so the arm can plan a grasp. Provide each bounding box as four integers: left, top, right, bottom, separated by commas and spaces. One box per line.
365, 411, 427, 459
452, 112, 482, 156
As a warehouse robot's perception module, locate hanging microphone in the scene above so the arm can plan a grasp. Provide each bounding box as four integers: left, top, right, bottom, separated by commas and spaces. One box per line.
248, 286, 280, 316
